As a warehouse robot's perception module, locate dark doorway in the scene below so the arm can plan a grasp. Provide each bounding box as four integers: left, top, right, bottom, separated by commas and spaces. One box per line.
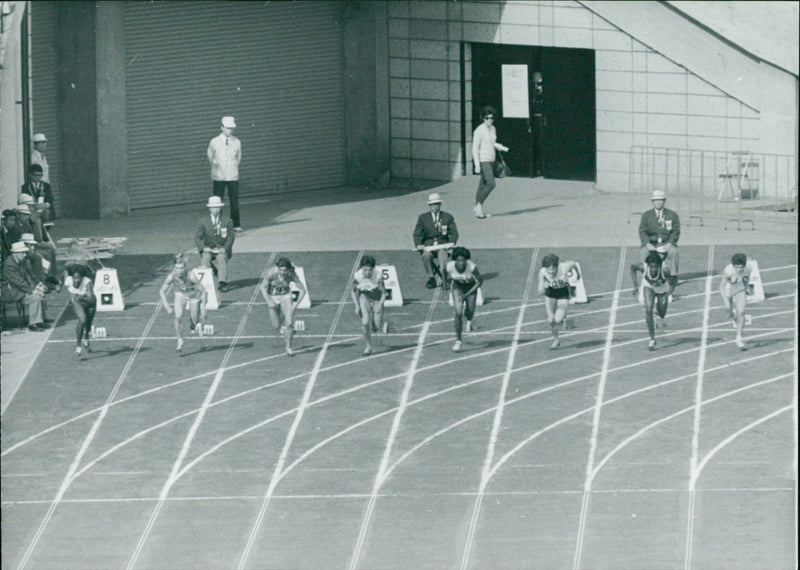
471, 43, 596, 181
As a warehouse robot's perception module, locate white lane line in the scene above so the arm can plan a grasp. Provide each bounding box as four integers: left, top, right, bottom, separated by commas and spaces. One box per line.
572, 246, 627, 570
7, 277, 794, 463
349, 283, 442, 570
591, 373, 793, 482
684, 245, 715, 570
238, 252, 364, 570
126, 253, 276, 570
693, 404, 794, 479
16, 300, 164, 570
460, 248, 539, 570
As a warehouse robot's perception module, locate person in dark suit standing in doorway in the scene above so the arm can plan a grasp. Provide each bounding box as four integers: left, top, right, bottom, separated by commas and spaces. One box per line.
413, 192, 459, 289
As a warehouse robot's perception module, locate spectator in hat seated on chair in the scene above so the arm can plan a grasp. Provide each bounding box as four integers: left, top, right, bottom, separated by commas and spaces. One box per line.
413, 192, 459, 289
631, 189, 680, 294
21, 232, 60, 292
195, 195, 235, 292
2, 241, 49, 331
15, 202, 60, 290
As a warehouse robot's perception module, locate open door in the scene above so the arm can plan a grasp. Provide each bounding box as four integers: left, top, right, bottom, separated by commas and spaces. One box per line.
471, 43, 595, 181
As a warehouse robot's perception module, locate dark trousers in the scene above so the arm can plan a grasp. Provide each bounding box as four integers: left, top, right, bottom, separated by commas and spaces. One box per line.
476, 162, 496, 205
212, 180, 240, 227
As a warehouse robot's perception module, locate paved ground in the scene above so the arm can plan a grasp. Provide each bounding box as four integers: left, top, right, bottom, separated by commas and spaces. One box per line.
2, 176, 796, 413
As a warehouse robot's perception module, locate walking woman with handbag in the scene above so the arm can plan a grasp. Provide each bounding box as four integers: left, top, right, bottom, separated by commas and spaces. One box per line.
471, 106, 509, 219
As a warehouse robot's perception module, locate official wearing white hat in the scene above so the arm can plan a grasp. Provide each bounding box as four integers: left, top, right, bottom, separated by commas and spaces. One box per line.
207, 116, 243, 232
413, 193, 459, 288
633, 189, 681, 292
31, 133, 50, 183
195, 193, 236, 292
3, 242, 49, 330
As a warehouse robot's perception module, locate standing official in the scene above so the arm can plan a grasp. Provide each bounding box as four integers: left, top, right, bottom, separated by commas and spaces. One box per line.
207, 116, 243, 232
31, 133, 50, 183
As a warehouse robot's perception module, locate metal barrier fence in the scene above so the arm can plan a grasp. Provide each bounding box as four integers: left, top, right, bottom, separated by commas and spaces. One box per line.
628, 146, 797, 230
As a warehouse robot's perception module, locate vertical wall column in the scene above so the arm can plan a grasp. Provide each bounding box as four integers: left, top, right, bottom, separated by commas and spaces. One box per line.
342, 1, 390, 186
55, 1, 127, 219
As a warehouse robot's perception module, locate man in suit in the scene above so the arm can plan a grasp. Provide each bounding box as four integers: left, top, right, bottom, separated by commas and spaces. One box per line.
20, 163, 55, 224
2, 241, 48, 331
413, 193, 459, 288
631, 189, 680, 292
15, 202, 60, 290
194, 195, 235, 292
31, 132, 50, 183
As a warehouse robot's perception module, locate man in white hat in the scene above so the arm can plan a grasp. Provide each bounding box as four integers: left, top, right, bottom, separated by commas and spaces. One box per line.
31, 133, 50, 183
413, 192, 459, 288
20, 232, 60, 291
194, 195, 235, 292
207, 116, 243, 232
16, 200, 60, 288
632, 189, 680, 292
2, 241, 49, 331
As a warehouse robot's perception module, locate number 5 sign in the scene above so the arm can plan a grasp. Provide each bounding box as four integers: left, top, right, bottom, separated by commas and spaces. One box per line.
376, 264, 403, 307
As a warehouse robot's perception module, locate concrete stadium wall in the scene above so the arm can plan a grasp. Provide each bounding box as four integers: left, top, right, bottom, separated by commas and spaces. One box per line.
387, 0, 798, 193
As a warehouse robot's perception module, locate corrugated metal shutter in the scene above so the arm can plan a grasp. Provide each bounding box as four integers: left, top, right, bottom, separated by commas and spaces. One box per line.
30, 1, 61, 216
123, 1, 344, 210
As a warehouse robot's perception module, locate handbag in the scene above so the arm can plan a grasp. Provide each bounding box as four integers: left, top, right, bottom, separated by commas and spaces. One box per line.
494, 152, 512, 178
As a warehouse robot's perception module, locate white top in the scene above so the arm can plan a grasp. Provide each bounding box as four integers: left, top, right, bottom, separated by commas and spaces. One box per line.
31, 149, 50, 183
471, 123, 506, 165
446, 260, 478, 284
207, 133, 241, 181
721, 262, 752, 295
65, 275, 92, 297
353, 267, 384, 292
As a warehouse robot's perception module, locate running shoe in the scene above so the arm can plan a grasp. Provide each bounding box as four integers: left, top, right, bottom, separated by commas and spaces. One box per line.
550, 338, 560, 350
279, 325, 286, 335
75, 346, 82, 356
381, 321, 389, 335
658, 317, 666, 329
82, 338, 91, 353
465, 320, 472, 332
176, 338, 184, 352
736, 338, 747, 351
452, 340, 462, 352
648, 338, 657, 351
363, 346, 372, 356
286, 346, 294, 357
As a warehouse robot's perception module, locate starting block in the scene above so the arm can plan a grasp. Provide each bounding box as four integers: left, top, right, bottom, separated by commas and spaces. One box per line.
192, 266, 219, 310
568, 263, 588, 304
202, 324, 214, 336
745, 260, 765, 303
290, 266, 311, 309
448, 286, 484, 307
94, 268, 124, 312
376, 264, 403, 307
90, 325, 107, 338
294, 320, 306, 332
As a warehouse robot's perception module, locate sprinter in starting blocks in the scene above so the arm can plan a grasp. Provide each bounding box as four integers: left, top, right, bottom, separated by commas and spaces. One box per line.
719, 252, 761, 351
537, 253, 583, 350
260, 256, 307, 356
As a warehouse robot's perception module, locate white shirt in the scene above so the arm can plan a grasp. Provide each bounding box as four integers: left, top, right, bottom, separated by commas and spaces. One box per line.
207, 133, 241, 181
472, 123, 506, 165
31, 150, 50, 183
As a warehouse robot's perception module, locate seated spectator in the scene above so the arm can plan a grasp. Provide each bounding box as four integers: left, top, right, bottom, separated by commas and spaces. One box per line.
16, 203, 60, 290
2, 241, 49, 331
1, 209, 21, 264
20, 163, 55, 224
413, 193, 459, 288
20, 233, 60, 291
194, 195, 235, 292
